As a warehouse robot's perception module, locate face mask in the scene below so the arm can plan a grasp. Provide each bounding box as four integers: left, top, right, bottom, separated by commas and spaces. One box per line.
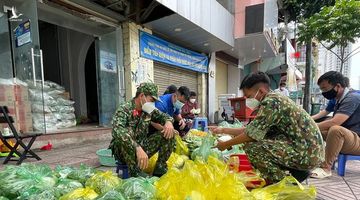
246, 90, 261, 110
322, 87, 338, 100
141, 96, 156, 114
174, 100, 184, 110
190, 99, 196, 104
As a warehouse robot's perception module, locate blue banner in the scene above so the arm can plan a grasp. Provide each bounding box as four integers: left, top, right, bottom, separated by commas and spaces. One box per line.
139, 31, 209, 73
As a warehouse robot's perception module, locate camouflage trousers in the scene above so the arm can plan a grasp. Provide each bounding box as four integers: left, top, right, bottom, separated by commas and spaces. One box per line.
112, 131, 175, 177
244, 140, 320, 183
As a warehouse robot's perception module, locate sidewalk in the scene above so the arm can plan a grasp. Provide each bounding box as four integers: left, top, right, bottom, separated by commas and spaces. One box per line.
0, 139, 359, 200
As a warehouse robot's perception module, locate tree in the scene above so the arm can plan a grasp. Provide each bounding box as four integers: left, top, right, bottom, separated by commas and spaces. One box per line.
281, 0, 335, 112
298, 0, 360, 73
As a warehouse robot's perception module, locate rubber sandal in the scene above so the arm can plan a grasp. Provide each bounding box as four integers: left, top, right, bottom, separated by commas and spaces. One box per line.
310, 168, 332, 179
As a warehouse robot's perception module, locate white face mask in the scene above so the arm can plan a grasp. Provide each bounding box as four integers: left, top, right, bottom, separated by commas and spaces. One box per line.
246, 90, 261, 110
189, 99, 196, 104
174, 99, 184, 110
141, 96, 156, 114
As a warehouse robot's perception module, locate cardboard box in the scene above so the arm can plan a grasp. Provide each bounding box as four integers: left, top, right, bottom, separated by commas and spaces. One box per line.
0, 85, 15, 102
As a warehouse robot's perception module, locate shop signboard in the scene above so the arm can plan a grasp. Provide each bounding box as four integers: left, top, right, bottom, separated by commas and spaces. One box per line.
139, 31, 209, 73
14, 20, 31, 47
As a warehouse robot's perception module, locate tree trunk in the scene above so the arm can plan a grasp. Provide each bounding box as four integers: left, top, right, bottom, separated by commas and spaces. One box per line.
340, 61, 344, 73
303, 40, 312, 113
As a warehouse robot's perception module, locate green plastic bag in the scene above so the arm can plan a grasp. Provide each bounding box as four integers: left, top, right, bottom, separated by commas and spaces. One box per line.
96, 190, 126, 200
218, 119, 243, 128
251, 176, 316, 200
191, 135, 222, 161
0, 196, 9, 200
59, 187, 98, 200
0, 164, 57, 199
55, 178, 84, 197
18, 189, 57, 200
121, 177, 157, 200
85, 171, 122, 195
55, 164, 97, 185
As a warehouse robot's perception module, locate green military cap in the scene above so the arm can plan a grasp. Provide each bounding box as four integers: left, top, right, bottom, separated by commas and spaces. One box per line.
137, 82, 159, 100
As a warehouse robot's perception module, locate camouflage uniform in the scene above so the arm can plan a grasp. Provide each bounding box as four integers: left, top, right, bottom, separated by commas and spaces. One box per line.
244, 92, 325, 182
109, 83, 174, 177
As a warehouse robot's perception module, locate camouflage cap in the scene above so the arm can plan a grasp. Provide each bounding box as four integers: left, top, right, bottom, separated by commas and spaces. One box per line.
137, 82, 159, 100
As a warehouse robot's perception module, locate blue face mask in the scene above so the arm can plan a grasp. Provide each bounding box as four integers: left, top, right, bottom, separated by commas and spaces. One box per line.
174, 100, 184, 110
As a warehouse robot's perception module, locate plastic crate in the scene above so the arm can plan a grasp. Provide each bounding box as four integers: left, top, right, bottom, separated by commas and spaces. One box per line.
96, 149, 117, 167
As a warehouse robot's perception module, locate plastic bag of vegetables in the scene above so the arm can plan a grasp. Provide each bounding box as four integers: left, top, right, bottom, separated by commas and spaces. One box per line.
0, 164, 57, 199
167, 152, 189, 169
218, 118, 243, 128
54, 164, 97, 185
59, 187, 98, 200
18, 189, 57, 200
55, 178, 84, 197
96, 190, 126, 200
156, 156, 252, 200
191, 135, 222, 161
85, 171, 122, 195
175, 134, 189, 156
121, 177, 158, 200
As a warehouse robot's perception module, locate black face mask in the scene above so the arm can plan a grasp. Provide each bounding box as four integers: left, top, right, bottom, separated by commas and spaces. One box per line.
322, 87, 338, 100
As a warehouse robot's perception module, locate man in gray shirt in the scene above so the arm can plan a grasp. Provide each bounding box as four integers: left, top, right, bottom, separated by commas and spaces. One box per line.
311, 71, 360, 179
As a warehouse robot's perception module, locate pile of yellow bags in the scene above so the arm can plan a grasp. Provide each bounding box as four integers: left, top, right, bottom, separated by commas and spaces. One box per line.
155, 156, 253, 200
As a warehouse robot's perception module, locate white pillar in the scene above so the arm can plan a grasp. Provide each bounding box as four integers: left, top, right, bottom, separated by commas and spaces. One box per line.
208, 52, 216, 123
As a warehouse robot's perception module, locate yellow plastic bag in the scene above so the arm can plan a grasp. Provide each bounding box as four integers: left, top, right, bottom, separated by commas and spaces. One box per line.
144, 153, 158, 174
251, 176, 316, 200
235, 170, 266, 189
175, 135, 189, 156
59, 187, 98, 200
166, 153, 189, 169
156, 156, 253, 200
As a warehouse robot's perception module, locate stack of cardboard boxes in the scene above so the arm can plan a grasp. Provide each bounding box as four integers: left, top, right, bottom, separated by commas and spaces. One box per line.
0, 84, 33, 133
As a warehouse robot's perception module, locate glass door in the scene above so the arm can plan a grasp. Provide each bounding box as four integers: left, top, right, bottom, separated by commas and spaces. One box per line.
96, 28, 123, 126
4, 0, 46, 132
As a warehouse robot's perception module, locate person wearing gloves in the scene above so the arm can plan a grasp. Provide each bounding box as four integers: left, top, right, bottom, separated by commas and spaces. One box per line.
110, 82, 175, 177
210, 72, 324, 184
149, 86, 191, 136
181, 91, 200, 120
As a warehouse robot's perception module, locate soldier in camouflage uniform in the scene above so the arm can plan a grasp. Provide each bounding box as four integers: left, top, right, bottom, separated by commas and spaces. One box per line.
212, 72, 325, 183
109, 83, 175, 177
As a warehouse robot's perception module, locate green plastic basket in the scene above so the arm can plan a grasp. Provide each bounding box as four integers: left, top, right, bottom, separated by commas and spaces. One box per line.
96, 149, 117, 167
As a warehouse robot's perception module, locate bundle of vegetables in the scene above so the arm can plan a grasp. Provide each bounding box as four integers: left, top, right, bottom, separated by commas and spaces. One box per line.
184, 129, 208, 152
0, 164, 57, 199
